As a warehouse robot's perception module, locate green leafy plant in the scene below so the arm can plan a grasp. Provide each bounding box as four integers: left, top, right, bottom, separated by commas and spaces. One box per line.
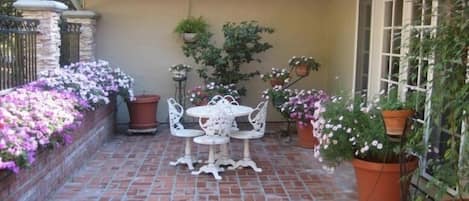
377, 87, 419, 110
182, 21, 274, 96
408, 1, 468, 200
0, 0, 19, 16
174, 16, 209, 34
261, 86, 296, 119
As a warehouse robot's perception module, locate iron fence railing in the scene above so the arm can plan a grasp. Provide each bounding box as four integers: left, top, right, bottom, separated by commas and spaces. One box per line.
59, 20, 80, 67
0, 15, 38, 90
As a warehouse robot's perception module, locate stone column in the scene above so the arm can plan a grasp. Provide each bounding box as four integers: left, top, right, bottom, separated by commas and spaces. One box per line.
62, 10, 99, 62
13, 0, 68, 72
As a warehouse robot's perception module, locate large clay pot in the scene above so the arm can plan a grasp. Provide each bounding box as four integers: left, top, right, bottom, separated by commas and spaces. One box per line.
352, 157, 419, 201
294, 64, 310, 77
296, 121, 318, 149
127, 95, 160, 129
382, 110, 414, 136
270, 78, 284, 87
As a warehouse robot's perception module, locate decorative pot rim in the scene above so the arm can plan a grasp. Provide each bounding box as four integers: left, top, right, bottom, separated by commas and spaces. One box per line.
381, 109, 415, 116
131, 95, 161, 103
351, 156, 419, 173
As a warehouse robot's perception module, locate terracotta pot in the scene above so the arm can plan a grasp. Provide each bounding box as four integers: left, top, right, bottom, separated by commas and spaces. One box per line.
270, 78, 284, 87
352, 157, 419, 201
294, 64, 310, 77
127, 95, 160, 129
381, 110, 414, 136
296, 121, 318, 149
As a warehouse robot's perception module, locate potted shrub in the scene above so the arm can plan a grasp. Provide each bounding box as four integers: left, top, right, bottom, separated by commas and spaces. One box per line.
281, 89, 329, 148
288, 56, 320, 77
169, 64, 192, 81
183, 21, 274, 96
312, 94, 422, 201
377, 88, 416, 137
174, 16, 209, 43
260, 67, 290, 87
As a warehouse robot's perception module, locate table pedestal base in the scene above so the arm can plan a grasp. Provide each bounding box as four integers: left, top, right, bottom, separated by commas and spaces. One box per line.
169, 156, 200, 170
229, 159, 262, 172
191, 163, 224, 180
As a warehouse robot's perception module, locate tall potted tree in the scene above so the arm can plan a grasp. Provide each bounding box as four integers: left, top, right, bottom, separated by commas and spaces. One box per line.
182, 21, 274, 96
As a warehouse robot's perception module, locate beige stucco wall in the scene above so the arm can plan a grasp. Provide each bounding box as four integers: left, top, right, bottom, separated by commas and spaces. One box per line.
324, 0, 358, 94
85, 0, 357, 124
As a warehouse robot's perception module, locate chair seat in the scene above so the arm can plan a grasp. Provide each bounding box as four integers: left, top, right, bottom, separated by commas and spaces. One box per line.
193, 135, 229, 145
229, 130, 264, 140
171, 129, 204, 138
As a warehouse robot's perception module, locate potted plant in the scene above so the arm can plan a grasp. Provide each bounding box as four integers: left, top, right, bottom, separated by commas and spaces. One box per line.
127, 94, 160, 130
377, 87, 416, 137
288, 56, 320, 77
183, 21, 274, 96
260, 67, 290, 87
174, 16, 209, 43
169, 64, 192, 80
187, 82, 240, 106
313, 94, 422, 201
281, 89, 329, 148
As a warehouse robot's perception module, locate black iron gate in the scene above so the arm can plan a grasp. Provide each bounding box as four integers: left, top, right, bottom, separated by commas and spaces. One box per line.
59, 20, 80, 67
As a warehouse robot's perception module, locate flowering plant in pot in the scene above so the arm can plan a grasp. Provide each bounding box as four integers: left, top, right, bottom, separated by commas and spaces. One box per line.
261, 86, 295, 119
288, 56, 320, 77
377, 87, 420, 137
188, 82, 240, 106
260, 67, 290, 87
169, 64, 192, 80
280, 89, 328, 148
313, 94, 424, 201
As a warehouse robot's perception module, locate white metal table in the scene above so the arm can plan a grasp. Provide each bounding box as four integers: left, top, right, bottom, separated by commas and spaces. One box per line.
186, 104, 253, 167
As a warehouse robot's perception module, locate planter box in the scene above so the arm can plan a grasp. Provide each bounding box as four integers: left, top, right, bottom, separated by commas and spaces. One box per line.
0, 99, 116, 201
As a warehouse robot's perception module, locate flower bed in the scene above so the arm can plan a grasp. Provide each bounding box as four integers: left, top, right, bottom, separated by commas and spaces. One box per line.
0, 61, 133, 201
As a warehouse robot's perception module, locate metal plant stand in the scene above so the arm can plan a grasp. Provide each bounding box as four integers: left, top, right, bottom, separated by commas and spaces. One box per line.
173, 76, 187, 109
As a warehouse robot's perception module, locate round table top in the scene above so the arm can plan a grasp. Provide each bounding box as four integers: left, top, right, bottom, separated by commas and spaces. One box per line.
186, 105, 253, 118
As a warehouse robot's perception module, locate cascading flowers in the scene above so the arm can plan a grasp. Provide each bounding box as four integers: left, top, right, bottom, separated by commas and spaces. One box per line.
188, 82, 240, 105
281, 89, 328, 127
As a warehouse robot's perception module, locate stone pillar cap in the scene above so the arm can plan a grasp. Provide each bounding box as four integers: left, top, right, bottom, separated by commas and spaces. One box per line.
14, 0, 68, 12
63, 10, 100, 19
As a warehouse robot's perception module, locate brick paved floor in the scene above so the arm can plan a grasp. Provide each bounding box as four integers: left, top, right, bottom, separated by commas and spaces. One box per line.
49, 125, 358, 201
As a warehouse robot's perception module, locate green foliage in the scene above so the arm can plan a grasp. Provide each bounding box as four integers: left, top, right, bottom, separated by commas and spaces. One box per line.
378, 87, 422, 110
261, 87, 295, 120
174, 16, 209, 34
183, 21, 274, 95
0, 0, 19, 16
408, 0, 469, 199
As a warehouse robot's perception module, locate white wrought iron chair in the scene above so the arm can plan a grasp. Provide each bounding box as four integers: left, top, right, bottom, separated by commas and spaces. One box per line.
167, 98, 204, 170
228, 101, 268, 172
191, 104, 233, 180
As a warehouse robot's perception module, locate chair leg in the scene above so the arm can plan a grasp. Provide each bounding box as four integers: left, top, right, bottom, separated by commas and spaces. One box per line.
192, 145, 223, 180
230, 139, 262, 172
169, 138, 197, 170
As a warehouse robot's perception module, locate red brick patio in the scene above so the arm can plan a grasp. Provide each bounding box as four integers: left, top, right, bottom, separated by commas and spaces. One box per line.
49, 125, 358, 201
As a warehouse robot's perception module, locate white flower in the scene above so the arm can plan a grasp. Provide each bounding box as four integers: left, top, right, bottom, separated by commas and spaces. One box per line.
346, 128, 352, 133
371, 140, 378, 146
338, 116, 343, 121
377, 143, 383, 150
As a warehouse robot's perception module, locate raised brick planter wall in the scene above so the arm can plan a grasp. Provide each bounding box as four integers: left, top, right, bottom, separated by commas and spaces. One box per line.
0, 99, 116, 201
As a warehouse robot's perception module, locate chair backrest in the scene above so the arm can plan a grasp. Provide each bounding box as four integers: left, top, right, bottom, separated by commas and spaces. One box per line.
199, 103, 234, 136
167, 98, 184, 134
248, 101, 268, 134
208, 95, 224, 105
223, 95, 239, 105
